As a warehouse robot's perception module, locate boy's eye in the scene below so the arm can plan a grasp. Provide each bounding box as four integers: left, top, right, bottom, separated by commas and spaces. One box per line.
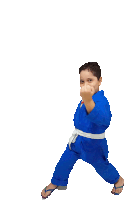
80, 79, 92, 83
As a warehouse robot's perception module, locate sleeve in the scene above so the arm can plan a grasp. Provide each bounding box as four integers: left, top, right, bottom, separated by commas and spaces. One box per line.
85, 100, 112, 127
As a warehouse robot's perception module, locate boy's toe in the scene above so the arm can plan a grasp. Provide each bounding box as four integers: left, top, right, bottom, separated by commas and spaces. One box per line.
111, 187, 115, 194
41, 189, 46, 197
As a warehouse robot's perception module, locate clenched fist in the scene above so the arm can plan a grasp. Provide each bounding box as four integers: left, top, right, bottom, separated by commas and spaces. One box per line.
80, 84, 95, 102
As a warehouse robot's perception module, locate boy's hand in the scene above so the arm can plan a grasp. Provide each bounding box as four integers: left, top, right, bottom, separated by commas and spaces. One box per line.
80, 84, 95, 102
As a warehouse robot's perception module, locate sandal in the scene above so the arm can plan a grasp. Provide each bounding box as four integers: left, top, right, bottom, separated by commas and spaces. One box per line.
114, 184, 124, 195
41, 185, 67, 199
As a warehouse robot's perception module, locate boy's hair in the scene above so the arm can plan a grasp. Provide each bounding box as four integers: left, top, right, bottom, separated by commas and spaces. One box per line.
79, 62, 101, 81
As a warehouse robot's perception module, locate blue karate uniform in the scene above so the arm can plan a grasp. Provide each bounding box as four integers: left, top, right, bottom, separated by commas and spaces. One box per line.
51, 90, 120, 186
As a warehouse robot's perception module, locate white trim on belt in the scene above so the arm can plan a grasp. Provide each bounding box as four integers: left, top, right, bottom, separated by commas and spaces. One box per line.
68, 128, 105, 150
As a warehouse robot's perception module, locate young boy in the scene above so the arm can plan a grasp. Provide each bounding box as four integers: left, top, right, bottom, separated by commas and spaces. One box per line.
41, 62, 124, 199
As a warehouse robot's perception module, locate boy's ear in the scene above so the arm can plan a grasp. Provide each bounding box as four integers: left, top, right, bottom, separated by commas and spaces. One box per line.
99, 77, 102, 81
99, 77, 102, 85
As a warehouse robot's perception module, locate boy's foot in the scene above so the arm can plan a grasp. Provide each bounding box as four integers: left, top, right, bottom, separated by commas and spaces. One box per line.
41, 183, 58, 198
111, 176, 124, 195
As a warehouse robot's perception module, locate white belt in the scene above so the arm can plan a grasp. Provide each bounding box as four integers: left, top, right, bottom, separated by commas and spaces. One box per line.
68, 128, 105, 150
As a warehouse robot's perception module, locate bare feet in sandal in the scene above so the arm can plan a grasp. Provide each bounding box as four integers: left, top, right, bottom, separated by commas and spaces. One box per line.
41, 182, 58, 198
111, 176, 124, 195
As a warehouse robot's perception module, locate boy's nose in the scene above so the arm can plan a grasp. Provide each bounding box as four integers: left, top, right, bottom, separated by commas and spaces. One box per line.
84, 83, 89, 87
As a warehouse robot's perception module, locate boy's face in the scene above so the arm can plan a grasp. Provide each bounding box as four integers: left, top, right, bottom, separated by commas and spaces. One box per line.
80, 69, 102, 95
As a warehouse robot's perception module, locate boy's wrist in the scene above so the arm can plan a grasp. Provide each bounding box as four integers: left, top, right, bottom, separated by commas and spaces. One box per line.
83, 99, 95, 114
83, 98, 92, 104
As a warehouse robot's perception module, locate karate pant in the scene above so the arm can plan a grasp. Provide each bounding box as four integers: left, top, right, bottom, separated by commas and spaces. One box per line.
51, 135, 120, 186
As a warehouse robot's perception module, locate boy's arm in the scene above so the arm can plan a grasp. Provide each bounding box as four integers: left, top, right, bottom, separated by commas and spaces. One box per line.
84, 99, 95, 114
84, 99, 111, 127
